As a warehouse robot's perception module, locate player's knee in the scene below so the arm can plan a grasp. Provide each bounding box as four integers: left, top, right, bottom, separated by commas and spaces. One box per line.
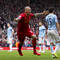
50, 42, 54, 45
32, 35, 36, 39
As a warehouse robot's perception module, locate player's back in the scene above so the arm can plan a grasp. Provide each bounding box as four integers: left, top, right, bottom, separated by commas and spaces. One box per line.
39, 25, 46, 37
45, 13, 58, 30
7, 27, 13, 38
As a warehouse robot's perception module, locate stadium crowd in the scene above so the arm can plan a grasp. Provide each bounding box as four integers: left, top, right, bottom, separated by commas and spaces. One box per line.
0, 0, 60, 47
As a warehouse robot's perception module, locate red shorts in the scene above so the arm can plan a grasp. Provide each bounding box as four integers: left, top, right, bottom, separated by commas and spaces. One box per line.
17, 29, 34, 41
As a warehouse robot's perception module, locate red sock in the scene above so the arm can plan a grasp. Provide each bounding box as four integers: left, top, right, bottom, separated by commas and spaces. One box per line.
17, 42, 23, 56
32, 38, 36, 53
32, 38, 41, 56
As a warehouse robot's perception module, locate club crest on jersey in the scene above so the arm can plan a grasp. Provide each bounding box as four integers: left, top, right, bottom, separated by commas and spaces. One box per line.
25, 20, 29, 23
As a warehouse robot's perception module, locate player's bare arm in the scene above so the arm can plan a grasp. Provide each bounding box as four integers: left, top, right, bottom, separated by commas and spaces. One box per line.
34, 11, 48, 17
56, 23, 60, 43
56, 22, 60, 36
14, 18, 20, 22
34, 12, 43, 17
12, 29, 14, 36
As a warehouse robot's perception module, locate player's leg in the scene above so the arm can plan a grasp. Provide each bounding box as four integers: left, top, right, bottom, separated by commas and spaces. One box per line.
10, 38, 13, 52
50, 43, 54, 54
26, 29, 40, 55
8, 43, 12, 52
47, 30, 55, 54
18, 41, 24, 56
32, 35, 36, 52
32, 35, 41, 55
17, 34, 25, 56
39, 44, 42, 52
53, 32, 60, 54
38, 37, 42, 53
9, 43, 13, 52
52, 43, 59, 58
52, 31, 60, 58
54, 43, 59, 53
8, 38, 13, 52
42, 38, 45, 53
49, 30, 59, 58
43, 44, 45, 53
52, 43, 60, 58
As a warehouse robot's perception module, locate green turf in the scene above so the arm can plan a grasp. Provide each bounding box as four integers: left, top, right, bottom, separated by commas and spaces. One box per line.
0, 50, 60, 60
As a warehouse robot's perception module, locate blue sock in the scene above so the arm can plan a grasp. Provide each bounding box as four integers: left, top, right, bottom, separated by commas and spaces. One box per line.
50, 45, 53, 53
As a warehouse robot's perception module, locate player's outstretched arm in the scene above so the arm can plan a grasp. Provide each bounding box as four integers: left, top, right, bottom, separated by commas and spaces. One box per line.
14, 18, 20, 22
34, 12, 43, 17
34, 11, 48, 17
56, 22, 60, 36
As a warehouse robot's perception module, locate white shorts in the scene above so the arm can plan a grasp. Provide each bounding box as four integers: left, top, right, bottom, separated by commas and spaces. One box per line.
38, 37, 45, 44
47, 30, 60, 43
7, 38, 13, 44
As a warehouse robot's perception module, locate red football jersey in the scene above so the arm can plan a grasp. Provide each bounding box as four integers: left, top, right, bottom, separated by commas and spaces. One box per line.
17, 13, 34, 33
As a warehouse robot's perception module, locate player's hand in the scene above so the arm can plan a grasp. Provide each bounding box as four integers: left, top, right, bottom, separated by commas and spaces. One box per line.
41, 37, 43, 39
42, 11, 46, 15
58, 30, 60, 36
45, 34, 47, 39
42, 10, 48, 15
50, 42, 54, 45
14, 18, 19, 22
14, 18, 16, 21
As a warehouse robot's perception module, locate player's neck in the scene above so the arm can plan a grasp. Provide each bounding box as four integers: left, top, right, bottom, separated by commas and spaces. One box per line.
25, 12, 30, 17
39, 25, 43, 27
49, 13, 54, 14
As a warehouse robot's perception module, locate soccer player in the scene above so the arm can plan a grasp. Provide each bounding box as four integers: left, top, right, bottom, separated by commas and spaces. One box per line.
14, 6, 45, 56
7, 23, 14, 52
45, 7, 60, 58
38, 21, 46, 53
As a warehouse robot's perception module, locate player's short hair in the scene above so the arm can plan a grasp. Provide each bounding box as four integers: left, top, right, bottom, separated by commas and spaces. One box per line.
49, 7, 54, 13
39, 20, 43, 24
7, 23, 10, 25
44, 8, 49, 11
25, 6, 31, 12
25, 6, 31, 10
7, 22, 12, 27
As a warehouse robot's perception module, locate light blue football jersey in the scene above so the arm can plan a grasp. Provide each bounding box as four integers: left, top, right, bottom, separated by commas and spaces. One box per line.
7, 26, 13, 38
45, 13, 58, 30
38, 25, 46, 37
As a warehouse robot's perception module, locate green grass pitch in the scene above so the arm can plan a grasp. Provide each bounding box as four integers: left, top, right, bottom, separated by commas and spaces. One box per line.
0, 50, 60, 60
